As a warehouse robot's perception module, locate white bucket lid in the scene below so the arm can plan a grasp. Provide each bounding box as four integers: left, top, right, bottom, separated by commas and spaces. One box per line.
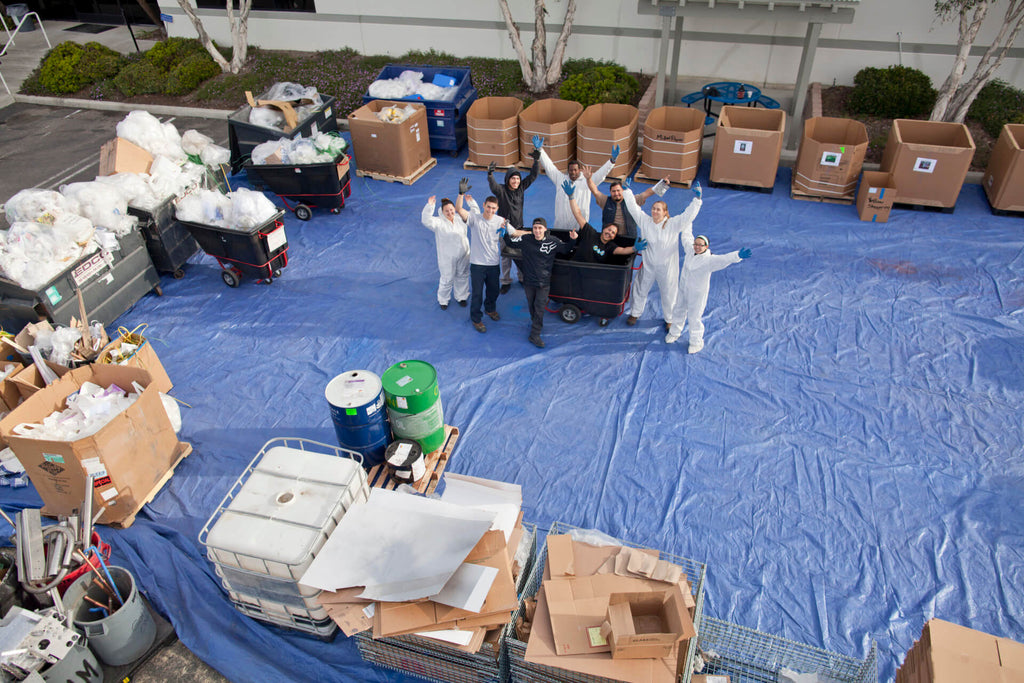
325, 370, 383, 408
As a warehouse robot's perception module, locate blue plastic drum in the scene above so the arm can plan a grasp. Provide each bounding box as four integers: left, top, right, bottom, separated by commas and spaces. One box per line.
325, 370, 391, 467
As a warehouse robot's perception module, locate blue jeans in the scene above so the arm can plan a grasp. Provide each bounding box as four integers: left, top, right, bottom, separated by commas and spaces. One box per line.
470, 264, 500, 323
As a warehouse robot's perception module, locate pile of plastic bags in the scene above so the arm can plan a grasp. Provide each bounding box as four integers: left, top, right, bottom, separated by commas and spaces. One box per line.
175, 188, 279, 230
248, 82, 324, 130
250, 132, 347, 165
375, 105, 419, 125
367, 70, 457, 102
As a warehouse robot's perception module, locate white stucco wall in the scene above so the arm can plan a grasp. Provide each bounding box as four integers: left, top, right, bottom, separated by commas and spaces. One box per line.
160, 0, 1024, 89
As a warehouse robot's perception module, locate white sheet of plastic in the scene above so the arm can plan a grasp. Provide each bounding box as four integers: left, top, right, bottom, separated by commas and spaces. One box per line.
299, 487, 496, 600
94, 173, 158, 210
180, 129, 230, 167
174, 189, 276, 229
440, 473, 522, 542
4, 188, 69, 225
429, 562, 498, 613
248, 106, 285, 130
250, 134, 346, 166
366, 71, 457, 103
262, 82, 321, 104
60, 182, 137, 236
10, 381, 139, 441
116, 110, 186, 161
0, 220, 98, 290
160, 393, 182, 433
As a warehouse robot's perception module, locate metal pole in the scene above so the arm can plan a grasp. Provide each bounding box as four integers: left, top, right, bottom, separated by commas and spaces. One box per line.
654, 7, 674, 108
788, 21, 822, 150
668, 14, 685, 106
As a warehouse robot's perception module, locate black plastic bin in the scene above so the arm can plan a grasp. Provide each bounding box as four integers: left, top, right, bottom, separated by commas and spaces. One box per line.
228, 94, 339, 174
178, 210, 288, 287
545, 232, 637, 325
244, 154, 352, 220
128, 197, 199, 277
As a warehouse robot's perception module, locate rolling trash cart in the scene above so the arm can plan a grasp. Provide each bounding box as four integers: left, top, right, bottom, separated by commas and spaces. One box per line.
178, 210, 288, 287
244, 153, 352, 220
127, 196, 199, 278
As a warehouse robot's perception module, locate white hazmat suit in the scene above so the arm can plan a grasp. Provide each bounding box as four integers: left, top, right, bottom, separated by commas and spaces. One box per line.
667, 233, 743, 352
623, 188, 702, 325
420, 197, 475, 306
538, 149, 612, 232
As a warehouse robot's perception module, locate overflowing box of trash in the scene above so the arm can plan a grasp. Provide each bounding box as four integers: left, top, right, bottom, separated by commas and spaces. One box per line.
347, 101, 433, 179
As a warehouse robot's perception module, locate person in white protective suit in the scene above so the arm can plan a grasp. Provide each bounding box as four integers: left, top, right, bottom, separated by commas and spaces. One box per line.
535, 134, 615, 232
622, 181, 704, 331
420, 194, 476, 309
665, 233, 751, 353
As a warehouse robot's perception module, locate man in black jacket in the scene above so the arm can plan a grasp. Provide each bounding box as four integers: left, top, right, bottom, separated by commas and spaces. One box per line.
488, 145, 540, 294
503, 217, 574, 348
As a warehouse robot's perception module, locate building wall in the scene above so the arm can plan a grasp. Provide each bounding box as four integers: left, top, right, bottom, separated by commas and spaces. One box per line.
160, 0, 1024, 89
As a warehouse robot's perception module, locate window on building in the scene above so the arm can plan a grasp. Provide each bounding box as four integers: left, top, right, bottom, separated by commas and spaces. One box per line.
194, 0, 315, 12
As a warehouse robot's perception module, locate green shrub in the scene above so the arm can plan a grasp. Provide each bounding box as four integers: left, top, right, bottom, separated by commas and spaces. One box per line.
164, 52, 220, 95
145, 37, 207, 72
848, 65, 936, 119
38, 42, 90, 94
1013, 112, 1024, 126
559, 65, 638, 109
967, 79, 1024, 138
113, 60, 165, 97
562, 58, 616, 79
79, 42, 125, 84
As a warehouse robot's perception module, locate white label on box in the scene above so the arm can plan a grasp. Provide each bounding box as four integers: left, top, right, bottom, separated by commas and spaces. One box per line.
311, 122, 319, 135
81, 458, 107, 478
395, 396, 409, 409
100, 487, 118, 501
734, 140, 753, 155
371, 133, 378, 139
820, 151, 842, 166
913, 157, 937, 173
265, 226, 287, 252
869, 188, 878, 194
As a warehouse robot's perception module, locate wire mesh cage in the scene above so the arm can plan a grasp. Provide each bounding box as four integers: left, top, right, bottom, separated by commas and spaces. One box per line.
696, 617, 877, 683
355, 522, 539, 683
503, 520, 708, 683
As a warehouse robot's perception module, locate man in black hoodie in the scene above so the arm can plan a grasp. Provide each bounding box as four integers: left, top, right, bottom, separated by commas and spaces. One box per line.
488, 145, 541, 294
503, 217, 574, 348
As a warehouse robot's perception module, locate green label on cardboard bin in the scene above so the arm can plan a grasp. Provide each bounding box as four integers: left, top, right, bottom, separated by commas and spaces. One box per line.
840, 146, 846, 153
45, 286, 62, 305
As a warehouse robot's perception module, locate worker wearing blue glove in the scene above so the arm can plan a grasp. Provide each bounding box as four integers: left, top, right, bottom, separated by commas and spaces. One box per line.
537, 140, 613, 232
635, 239, 648, 252
561, 180, 643, 265
454, 179, 505, 333
610, 144, 621, 163
666, 234, 752, 354
693, 180, 703, 199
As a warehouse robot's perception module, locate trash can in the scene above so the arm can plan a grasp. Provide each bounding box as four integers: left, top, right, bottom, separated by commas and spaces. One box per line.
6, 4, 35, 31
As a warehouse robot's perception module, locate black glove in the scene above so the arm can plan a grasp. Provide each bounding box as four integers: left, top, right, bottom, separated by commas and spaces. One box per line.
530, 147, 541, 161
458, 178, 471, 194
488, 161, 496, 174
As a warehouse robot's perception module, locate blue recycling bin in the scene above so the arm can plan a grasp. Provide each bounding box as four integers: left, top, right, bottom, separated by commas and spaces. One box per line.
362, 64, 478, 155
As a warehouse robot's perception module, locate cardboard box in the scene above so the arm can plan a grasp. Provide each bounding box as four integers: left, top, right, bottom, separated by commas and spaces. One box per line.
0, 361, 25, 413
641, 106, 704, 185
710, 106, 786, 188
0, 364, 181, 524
982, 123, 1024, 212
576, 103, 639, 178
10, 361, 73, 401
518, 99, 583, 170
98, 137, 154, 176
347, 100, 432, 178
856, 171, 898, 223
98, 334, 173, 395
895, 619, 1024, 683
601, 590, 690, 659
881, 119, 975, 209
792, 117, 868, 200
467, 97, 523, 167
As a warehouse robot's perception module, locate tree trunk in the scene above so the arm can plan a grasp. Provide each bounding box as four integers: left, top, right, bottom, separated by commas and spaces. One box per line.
529, 0, 548, 92
544, 0, 577, 87
497, 0, 535, 87
930, 2, 987, 121
229, 0, 251, 72
175, 0, 232, 72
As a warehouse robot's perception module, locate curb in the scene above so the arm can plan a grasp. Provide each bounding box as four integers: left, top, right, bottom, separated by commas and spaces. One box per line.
12, 94, 235, 120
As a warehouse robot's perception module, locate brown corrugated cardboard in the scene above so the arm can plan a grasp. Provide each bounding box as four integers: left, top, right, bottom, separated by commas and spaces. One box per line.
518, 99, 583, 170
576, 103, 639, 178
0, 364, 181, 524
642, 107, 704, 185
347, 100, 432, 178
998, 636, 1024, 675
856, 171, 897, 223
895, 619, 1024, 683
10, 361, 72, 401
98, 137, 154, 176
467, 97, 523, 167
0, 361, 24, 414
792, 117, 868, 200
881, 119, 975, 209
98, 334, 173, 395
710, 106, 786, 188
601, 589, 690, 659
547, 534, 576, 577
982, 124, 1024, 212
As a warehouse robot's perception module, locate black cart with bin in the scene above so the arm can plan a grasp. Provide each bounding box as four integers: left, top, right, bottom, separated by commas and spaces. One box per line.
227, 94, 339, 174
244, 154, 352, 220
362, 65, 477, 155
178, 210, 288, 287
127, 196, 200, 278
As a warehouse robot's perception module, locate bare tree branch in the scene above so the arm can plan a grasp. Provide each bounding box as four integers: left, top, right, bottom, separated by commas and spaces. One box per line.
175, 0, 231, 72
544, 0, 578, 86
497, 0, 534, 86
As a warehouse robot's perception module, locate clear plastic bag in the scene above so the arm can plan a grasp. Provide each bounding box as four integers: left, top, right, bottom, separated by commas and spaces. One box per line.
4, 188, 69, 225
116, 110, 186, 161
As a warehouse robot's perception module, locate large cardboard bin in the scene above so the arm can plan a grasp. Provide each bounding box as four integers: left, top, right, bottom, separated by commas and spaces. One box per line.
792, 117, 868, 201
518, 99, 583, 171
0, 364, 182, 525
347, 100, 432, 178
467, 96, 523, 167
894, 618, 1024, 683
856, 171, 897, 223
881, 119, 975, 209
641, 106, 704, 186
982, 123, 1024, 213
710, 106, 786, 189
576, 103, 639, 178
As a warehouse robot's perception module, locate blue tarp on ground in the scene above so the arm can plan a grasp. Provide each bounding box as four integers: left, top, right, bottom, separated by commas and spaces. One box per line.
3, 144, 1024, 683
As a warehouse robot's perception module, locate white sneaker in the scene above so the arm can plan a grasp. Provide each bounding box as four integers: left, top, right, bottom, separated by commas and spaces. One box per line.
665, 332, 680, 344
687, 340, 704, 354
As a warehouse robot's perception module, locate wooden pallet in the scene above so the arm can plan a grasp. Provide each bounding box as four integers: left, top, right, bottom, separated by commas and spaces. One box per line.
892, 200, 955, 214
708, 179, 774, 194
355, 157, 437, 185
790, 187, 855, 205
109, 441, 193, 529
634, 171, 694, 189
366, 425, 459, 495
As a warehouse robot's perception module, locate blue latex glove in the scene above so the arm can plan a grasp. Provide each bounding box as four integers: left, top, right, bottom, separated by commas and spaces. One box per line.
693, 180, 702, 199
497, 222, 509, 238
623, 175, 632, 189
561, 179, 575, 197
739, 247, 752, 259
532, 135, 544, 151
635, 238, 648, 252
610, 144, 620, 163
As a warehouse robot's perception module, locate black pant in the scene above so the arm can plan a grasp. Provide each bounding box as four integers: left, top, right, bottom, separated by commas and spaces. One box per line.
523, 283, 549, 337
470, 264, 500, 323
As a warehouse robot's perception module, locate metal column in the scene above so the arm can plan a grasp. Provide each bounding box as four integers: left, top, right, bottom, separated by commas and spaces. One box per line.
654, 5, 676, 107
789, 21, 822, 148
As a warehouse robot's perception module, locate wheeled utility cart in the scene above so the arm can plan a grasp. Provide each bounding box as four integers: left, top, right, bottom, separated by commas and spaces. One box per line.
244, 154, 352, 220
178, 210, 288, 287
228, 94, 339, 174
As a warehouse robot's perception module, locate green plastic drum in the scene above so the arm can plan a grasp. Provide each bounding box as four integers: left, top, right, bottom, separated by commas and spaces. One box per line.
381, 360, 445, 453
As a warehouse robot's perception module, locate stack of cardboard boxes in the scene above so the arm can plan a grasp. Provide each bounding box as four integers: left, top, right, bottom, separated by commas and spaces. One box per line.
518, 99, 584, 171
896, 619, 1024, 683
